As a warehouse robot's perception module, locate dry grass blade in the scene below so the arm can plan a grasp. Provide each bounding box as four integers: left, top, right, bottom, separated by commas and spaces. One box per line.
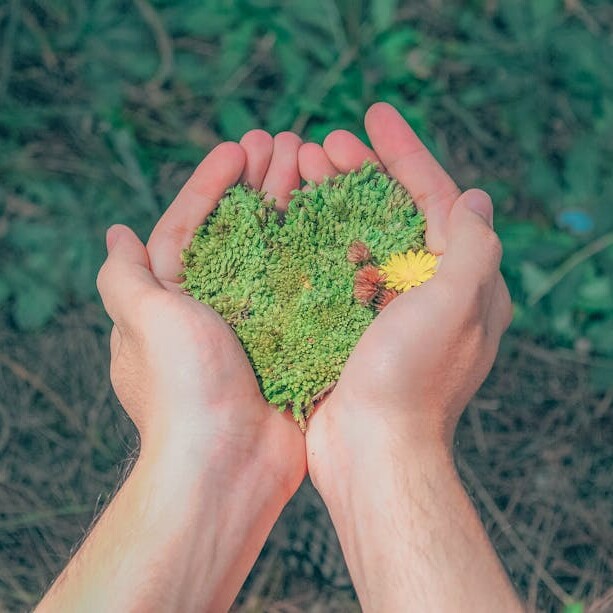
457, 456, 571, 605
0, 353, 80, 430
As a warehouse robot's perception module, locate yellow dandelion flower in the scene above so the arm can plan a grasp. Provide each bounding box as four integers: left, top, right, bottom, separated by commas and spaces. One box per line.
379, 249, 437, 292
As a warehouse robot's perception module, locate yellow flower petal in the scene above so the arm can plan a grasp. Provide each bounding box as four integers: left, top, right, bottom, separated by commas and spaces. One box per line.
379, 249, 437, 292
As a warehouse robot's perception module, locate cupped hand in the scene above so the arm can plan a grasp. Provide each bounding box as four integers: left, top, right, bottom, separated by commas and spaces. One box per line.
97, 134, 306, 496
299, 103, 512, 496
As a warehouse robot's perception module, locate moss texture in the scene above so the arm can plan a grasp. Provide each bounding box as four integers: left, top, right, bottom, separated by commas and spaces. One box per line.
181, 163, 426, 427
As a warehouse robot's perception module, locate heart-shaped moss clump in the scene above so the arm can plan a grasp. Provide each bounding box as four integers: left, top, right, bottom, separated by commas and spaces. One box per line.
182, 163, 429, 430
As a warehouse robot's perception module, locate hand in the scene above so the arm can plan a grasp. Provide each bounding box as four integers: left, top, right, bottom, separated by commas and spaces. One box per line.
98, 134, 306, 495
39, 134, 310, 613
297, 103, 520, 612
299, 101, 512, 501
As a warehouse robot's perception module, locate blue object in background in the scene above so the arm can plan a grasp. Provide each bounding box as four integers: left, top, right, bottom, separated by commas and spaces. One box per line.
557, 210, 595, 235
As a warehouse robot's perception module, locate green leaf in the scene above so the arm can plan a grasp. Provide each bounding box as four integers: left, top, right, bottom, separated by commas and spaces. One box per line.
70, 236, 103, 300
376, 29, 420, 81
578, 276, 613, 312
587, 318, 613, 354
218, 99, 258, 141
287, 0, 343, 40
498, 222, 541, 267
265, 98, 299, 134
528, 158, 561, 203
507, 100, 542, 155
562, 602, 584, 613
277, 42, 310, 93
520, 261, 549, 297
13, 283, 59, 330
165, 1, 235, 37
371, 0, 398, 34
551, 309, 575, 340
217, 22, 256, 76
549, 264, 587, 316
510, 302, 539, 333
564, 136, 600, 206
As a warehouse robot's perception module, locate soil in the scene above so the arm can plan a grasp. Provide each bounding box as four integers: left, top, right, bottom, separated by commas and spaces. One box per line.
0, 305, 611, 612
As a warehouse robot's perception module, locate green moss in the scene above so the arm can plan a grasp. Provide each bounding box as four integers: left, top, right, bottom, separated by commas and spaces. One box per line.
182, 163, 426, 427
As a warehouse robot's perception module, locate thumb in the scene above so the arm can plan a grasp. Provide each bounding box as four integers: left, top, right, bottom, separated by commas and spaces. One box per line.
438, 189, 502, 287
106, 224, 128, 253
97, 225, 162, 326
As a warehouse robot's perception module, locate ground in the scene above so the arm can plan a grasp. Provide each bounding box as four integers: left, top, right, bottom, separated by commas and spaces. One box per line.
0, 305, 611, 612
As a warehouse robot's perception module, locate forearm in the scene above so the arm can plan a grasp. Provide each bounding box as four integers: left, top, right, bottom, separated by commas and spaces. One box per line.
321, 428, 524, 612
37, 424, 290, 613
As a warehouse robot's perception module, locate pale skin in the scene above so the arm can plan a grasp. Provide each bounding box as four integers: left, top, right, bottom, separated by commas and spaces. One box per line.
36, 103, 524, 612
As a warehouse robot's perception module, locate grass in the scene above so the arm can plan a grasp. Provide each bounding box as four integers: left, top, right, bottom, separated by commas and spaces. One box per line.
1, 0, 612, 611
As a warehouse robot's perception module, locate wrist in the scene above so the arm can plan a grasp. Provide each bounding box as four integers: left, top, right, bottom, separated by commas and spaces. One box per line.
137, 404, 301, 509
319, 424, 456, 518
309, 401, 522, 613
315, 433, 458, 612
127, 414, 297, 612
308, 396, 454, 506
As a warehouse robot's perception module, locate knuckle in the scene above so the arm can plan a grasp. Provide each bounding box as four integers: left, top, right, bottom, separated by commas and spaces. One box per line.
476, 224, 503, 262
463, 292, 484, 324
487, 232, 503, 262
469, 319, 488, 347
96, 260, 111, 296
504, 306, 514, 332
454, 313, 489, 358
449, 283, 481, 323
501, 283, 514, 331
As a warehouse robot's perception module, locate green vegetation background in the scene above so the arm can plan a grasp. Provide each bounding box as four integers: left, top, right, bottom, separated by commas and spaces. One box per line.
1, 0, 612, 611
2, 0, 613, 367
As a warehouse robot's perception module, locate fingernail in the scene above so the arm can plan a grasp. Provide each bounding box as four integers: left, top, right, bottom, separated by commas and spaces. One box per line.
466, 191, 494, 227
105, 225, 123, 253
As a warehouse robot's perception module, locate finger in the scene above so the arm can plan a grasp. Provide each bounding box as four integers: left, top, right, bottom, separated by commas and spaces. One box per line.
322, 130, 379, 172
98, 225, 163, 328
261, 131, 302, 211
438, 189, 502, 290
364, 102, 460, 254
298, 143, 338, 184
147, 142, 246, 284
239, 129, 274, 190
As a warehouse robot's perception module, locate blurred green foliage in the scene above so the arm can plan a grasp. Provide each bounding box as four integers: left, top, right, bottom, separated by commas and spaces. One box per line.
1, 0, 612, 375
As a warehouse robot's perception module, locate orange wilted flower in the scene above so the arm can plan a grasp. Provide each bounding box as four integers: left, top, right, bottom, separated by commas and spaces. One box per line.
374, 288, 399, 311
347, 240, 372, 264
354, 264, 385, 305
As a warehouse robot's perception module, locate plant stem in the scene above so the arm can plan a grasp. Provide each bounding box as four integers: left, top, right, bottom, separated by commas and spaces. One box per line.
528, 231, 613, 306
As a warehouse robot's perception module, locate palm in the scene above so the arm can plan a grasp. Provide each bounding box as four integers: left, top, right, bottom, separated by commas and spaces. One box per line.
297, 103, 462, 484
146, 136, 306, 492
